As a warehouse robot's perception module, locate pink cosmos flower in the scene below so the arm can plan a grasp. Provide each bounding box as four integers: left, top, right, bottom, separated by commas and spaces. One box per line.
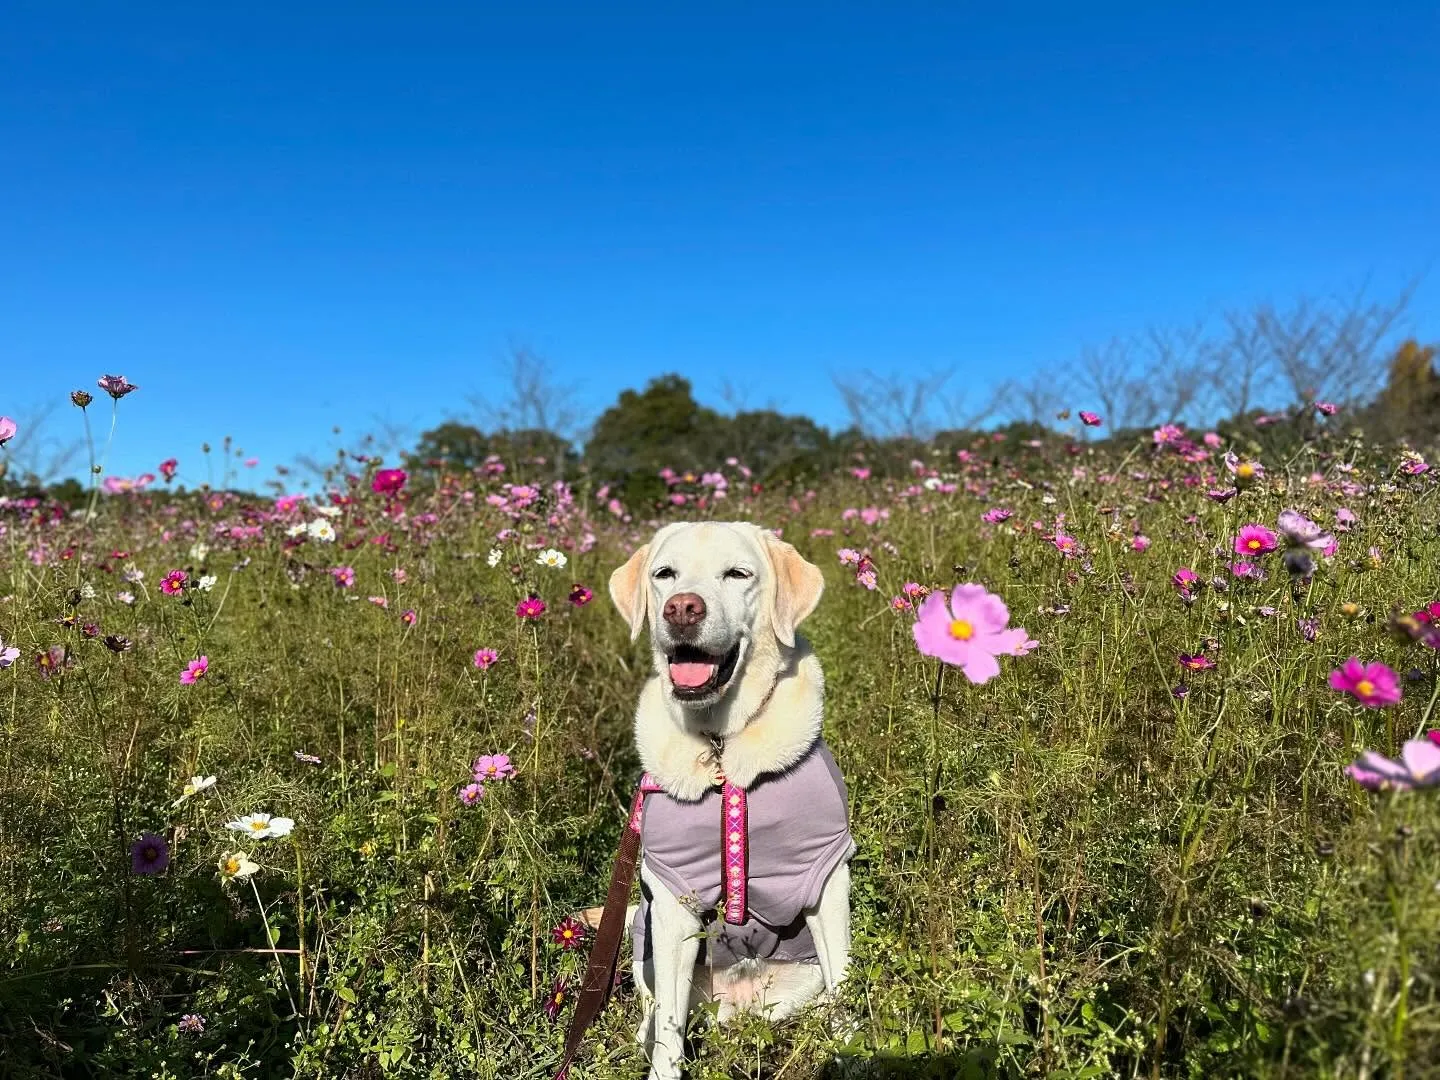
180, 656, 209, 685
836, 548, 862, 567
372, 468, 407, 495
981, 508, 1013, 524
458, 782, 485, 806
367, 595, 388, 608
856, 568, 878, 590
331, 566, 356, 588
1277, 509, 1334, 551
850, 467, 871, 480
1235, 525, 1278, 557
902, 581, 928, 599
159, 458, 178, 481
1179, 653, 1215, 672
473, 753, 516, 781
473, 648, 499, 670
1231, 561, 1265, 580
1328, 657, 1402, 708
1202, 432, 1223, 448
516, 596, 546, 619
1152, 423, 1185, 446
1335, 507, 1357, 532
1345, 739, 1440, 791
890, 595, 912, 612
569, 584, 594, 607
1131, 535, 1151, 552
1315, 401, 1338, 416
1172, 567, 1200, 593
1223, 452, 1264, 483
1079, 411, 1102, 427
161, 570, 187, 596
401, 608, 418, 626
912, 584, 1032, 684
0, 416, 16, 446
1052, 533, 1079, 557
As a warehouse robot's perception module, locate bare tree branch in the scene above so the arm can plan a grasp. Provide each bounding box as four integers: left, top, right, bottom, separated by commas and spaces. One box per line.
830, 367, 956, 440
0, 401, 84, 486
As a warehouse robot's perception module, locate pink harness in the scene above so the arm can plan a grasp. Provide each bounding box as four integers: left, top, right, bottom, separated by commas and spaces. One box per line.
630, 771, 749, 924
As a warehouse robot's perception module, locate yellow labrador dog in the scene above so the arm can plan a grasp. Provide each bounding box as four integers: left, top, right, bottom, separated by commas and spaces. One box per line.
607, 521, 854, 1079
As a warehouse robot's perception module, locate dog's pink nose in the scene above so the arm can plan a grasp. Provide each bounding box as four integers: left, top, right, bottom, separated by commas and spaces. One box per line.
663, 592, 706, 629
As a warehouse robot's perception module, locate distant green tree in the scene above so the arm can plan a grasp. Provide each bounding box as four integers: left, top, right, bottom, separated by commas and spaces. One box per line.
1372, 338, 1439, 444
405, 422, 579, 485
583, 375, 730, 502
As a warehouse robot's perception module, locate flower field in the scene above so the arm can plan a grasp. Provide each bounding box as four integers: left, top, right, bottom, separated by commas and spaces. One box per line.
2, 389, 1439, 1079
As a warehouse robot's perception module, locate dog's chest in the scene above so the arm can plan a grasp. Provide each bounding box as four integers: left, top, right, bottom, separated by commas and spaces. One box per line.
637, 740, 853, 937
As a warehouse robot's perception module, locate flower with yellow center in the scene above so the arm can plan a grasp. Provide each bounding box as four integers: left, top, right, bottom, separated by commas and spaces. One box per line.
1235, 462, 1255, 480
224, 812, 295, 840
949, 619, 974, 640
217, 851, 259, 880
1356, 679, 1375, 698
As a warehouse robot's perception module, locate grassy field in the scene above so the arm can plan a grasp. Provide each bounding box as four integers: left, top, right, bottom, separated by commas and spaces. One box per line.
2, 414, 1438, 1079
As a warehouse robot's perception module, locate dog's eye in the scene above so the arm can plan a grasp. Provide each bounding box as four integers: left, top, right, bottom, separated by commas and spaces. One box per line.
723, 568, 752, 580
652, 567, 676, 580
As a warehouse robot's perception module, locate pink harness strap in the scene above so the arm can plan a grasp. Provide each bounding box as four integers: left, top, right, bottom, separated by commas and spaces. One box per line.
633, 771, 750, 925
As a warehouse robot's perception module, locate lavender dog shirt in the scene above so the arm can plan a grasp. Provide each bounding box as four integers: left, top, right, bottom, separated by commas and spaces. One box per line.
632, 739, 855, 968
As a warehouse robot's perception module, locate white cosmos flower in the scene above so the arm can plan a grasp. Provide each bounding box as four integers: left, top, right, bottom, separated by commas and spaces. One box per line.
313, 505, 342, 519
307, 519, 336, 542
176, 775, 217, 804
217, 851, 260, 880
197, 575, 218, 592
486, 548, 503, 568
79, 583, 97, 600
116, 591, 135, 605
536, 548, 568, 569
226, 813, 295, 840
189, 542, 210, 562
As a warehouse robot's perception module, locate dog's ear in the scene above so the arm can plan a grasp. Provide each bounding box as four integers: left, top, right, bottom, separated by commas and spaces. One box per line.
763, 533, 824, 648
609, 544, 650, 642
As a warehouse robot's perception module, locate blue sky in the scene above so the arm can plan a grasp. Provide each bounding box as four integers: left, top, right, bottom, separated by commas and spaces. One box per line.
2, 2, 1436, 488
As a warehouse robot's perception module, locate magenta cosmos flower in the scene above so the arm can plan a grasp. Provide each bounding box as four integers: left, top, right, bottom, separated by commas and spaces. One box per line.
1234, 525, 1278, 557
473, 647, 499, 670
1079, 411, 1102, 427
180, 656, 209, 685
0, 416, 16, 446
161, 569, 187, 596
550, 915, 588, 950
1178, 653, 1215, 672
516, 596, 546, 619
372, 468, 407, 495
912, 584, 1032, 684
1328, 657, 1401, 707
1345, 738, 1440, 791
569, 584, 594, 607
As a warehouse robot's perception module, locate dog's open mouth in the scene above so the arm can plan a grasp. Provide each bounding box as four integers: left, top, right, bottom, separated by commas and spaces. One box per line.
667, 641, 742, 699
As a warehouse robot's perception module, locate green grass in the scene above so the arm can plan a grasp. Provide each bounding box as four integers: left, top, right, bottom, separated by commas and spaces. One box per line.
1, 432, 1438, 1079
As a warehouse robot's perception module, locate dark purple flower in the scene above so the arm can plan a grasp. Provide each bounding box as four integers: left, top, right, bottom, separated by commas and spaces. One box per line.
542, 977, 570, 1019
97, 374, 139, 399
130, 832, 170, 875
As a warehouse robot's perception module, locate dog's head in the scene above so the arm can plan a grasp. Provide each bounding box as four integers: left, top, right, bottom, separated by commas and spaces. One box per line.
609, 521, 824, 708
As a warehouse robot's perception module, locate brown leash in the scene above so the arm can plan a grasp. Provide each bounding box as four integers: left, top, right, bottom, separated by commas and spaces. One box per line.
553, 777, 661, 1080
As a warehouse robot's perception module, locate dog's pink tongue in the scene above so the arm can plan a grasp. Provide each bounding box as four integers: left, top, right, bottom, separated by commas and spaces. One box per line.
670, 661, 716, 688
